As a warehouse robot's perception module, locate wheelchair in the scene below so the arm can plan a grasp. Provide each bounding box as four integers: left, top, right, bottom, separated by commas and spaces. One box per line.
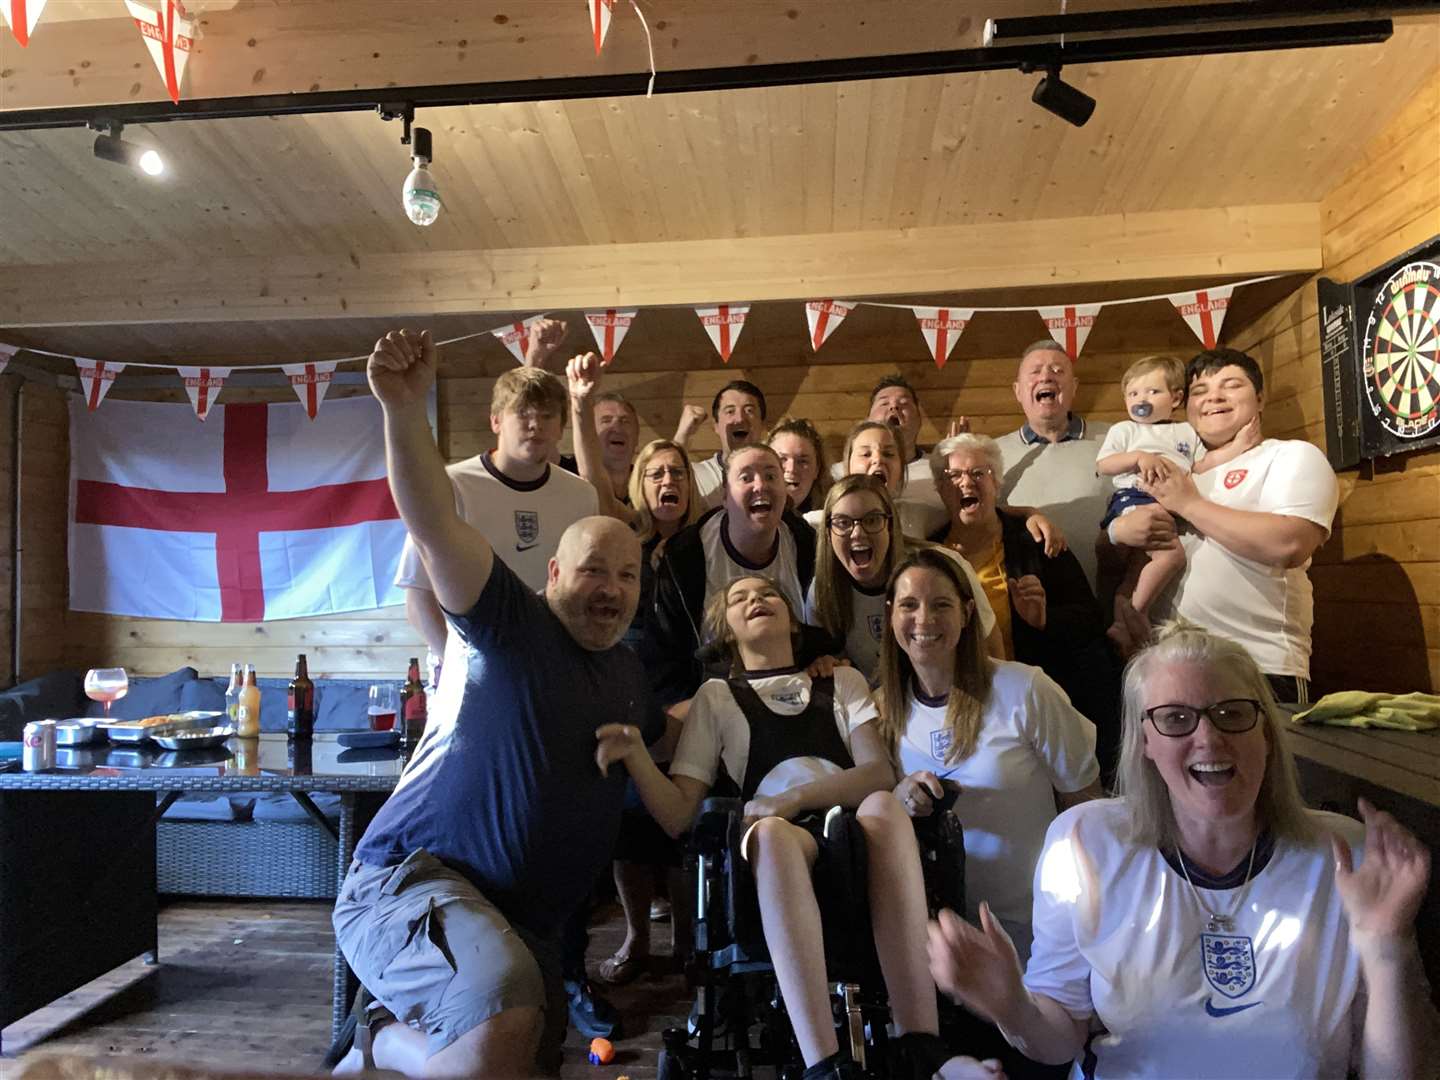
656, 793, 966, 1080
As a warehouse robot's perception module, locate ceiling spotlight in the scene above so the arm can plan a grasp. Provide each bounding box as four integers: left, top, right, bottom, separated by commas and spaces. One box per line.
90, 121, 165, 176
379, 103, 441, 227
402, 127, 440, 227
1031, 66, 1096, 127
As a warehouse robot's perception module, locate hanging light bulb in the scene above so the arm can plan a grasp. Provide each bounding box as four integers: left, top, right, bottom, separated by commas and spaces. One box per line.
402, 126, 440, 227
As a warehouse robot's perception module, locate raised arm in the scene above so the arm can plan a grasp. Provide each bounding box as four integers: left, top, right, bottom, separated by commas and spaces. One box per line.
595, 722, 709, 837
369, 329, 493, 614
673, 403, 707, 450
566, 351, 637, 526
1333, 799, 1438, 1077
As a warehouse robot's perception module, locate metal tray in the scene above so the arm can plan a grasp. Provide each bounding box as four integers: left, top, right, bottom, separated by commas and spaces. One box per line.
152, 725, 236, 751
54, 719, 103, 746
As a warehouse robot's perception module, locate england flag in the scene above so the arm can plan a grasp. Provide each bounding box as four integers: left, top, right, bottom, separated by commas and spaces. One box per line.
69, 395, 406, 622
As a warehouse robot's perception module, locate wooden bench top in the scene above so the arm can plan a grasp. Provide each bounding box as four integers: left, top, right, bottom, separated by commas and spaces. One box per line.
1284, 723, 1440, 808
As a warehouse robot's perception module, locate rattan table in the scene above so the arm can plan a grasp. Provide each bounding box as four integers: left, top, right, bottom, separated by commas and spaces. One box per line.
0, 733, 405, 1054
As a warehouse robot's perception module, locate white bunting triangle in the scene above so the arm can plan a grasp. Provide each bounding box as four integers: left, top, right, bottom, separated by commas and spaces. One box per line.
911, 306, 974, 369
125, 0, 195, 105
695, 304, 750, 364
490, 315, 545, 365
1037, 303, 1103, 360
1, 0, 49, 46
1169, 285, 1235, 349
589, 0, 614, 54
76, 360, 125, 412
177, 365, 231, 421
585, 308, 636, 365
806, 300, 856, 352
281, 361, 337, 420
0, 343, 16, 377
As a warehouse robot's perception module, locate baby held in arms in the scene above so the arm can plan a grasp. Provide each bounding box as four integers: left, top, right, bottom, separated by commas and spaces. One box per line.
1095, 355, 1254, 640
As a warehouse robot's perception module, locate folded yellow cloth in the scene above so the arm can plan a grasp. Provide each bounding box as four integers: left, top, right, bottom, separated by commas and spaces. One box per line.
1292, 691, 1440, 731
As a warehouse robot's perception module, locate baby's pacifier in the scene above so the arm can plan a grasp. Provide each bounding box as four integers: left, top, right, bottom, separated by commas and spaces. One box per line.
1130, 401, 1154, 419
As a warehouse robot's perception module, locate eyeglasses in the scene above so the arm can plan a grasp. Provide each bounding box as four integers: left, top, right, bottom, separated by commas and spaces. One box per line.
643, 466, 687, 482
829, 511, 891, 536
1144, 699, 1262, 738
942, 467, 993, 484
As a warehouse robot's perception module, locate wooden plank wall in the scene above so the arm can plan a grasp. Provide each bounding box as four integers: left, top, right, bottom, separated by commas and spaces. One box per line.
1228, 72, 1440, 694
6, 380, 71, 683
0, 373, 14, 689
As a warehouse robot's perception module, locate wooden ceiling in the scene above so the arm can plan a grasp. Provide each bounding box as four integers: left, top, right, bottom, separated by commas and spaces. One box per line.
0, 2, 1436, 363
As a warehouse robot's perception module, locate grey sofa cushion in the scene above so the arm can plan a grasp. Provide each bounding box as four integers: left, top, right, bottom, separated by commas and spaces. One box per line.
0, 670, 87, 738
181, 677, 227, 714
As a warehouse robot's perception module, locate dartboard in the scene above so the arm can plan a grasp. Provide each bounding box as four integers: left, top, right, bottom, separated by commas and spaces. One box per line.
1362, 260, 1440, 439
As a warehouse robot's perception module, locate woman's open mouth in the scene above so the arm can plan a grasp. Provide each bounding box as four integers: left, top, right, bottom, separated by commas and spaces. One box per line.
1188, 761, 1236, 788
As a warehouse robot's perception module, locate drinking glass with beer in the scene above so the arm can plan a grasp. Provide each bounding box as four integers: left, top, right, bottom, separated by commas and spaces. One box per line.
84, 668, 129, 717
367, 684, 398, 731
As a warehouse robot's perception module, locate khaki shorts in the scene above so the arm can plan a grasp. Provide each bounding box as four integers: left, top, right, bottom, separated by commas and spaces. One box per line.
332, 850, 564, 1060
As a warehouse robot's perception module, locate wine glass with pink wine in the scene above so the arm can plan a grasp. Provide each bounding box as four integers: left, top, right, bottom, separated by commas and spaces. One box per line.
84, 668, 130, 718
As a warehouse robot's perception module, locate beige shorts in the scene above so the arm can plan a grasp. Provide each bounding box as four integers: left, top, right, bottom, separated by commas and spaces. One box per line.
332, 849, 563, 1059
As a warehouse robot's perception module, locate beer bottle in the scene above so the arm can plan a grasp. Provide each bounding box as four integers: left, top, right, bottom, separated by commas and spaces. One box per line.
224, 662, 243, 726
236, 663, 261, 738
287, 653, 316, 740
400, 656, 427, 743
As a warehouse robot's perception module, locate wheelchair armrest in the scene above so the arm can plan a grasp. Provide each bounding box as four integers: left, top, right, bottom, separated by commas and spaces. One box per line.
691, 797, 744, 855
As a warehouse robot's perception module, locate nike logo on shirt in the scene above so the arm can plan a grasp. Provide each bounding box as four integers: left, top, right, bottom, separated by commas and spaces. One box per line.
516, 541, 538, 552
1205, 997, 1262, 1018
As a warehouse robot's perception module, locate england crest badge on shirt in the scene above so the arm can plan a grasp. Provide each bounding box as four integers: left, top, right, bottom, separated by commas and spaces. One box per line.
1223, 469, 1248, 490
515, 510, 540, 551
867, 614, 885, 641
1201, 932, 1256, 999
929, 728, 953, 764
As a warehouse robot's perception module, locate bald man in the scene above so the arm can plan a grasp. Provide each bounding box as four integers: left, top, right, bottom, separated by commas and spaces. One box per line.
333, 330, 665, 1078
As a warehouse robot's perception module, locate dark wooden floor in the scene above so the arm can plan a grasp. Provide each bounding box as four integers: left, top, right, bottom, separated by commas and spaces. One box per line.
3, 898, 691, 1080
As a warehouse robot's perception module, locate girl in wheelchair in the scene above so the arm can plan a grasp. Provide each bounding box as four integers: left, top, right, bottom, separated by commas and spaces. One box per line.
597, 574, 1001, 1080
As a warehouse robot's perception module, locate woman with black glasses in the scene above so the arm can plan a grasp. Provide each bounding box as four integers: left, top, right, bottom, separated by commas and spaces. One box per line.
804, 474, 998, 684
929, 620, 1436, 1079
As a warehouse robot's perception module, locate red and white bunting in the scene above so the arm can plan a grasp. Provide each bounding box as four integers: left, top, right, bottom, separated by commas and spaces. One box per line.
76, 360, 125, 412
1, 0, 49, 46
1037, 303, 1103, 360
695, 304, 750, 364
490, 315, 545, 365
1169, 285, 1235, 349
176, 365, 231, 421
281, 362, 337, 420
0, 343, 16, 377
911, 306, 974, 369
806, 299, 856, 352
584, 308, 636, 365
589, 0, 614, 54
125, 0, 195, 105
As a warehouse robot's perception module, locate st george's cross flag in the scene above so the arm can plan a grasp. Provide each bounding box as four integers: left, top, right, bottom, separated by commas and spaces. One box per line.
585, 308, 636, 364
806, 300, 856, 351
911, 306, 974, 369
1170, 285, 1235, 349
69, 395, 405, 622
1037, 303, 1103, 360
589, 0, 614, 53
126, 0, 194, 104
177, 366, 230, 421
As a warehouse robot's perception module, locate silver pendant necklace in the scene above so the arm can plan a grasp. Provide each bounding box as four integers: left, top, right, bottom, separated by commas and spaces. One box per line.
1178, 840, 1257, 934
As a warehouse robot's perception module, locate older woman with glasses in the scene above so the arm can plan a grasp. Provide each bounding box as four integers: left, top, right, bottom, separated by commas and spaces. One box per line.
929, 433, 1119, 779
805, 474, 998, 683
929, 620, 1437, 1079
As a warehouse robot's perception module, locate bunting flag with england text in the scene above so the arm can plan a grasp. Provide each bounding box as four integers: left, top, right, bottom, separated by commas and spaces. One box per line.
806, 300, 856, 351
490, 314, 545, 365
585, 308, 636, 364
694, 304, 750, 363
281, 361, 337, 420
1, 0, 48, 46
125, 0, 195, 105
177, 366, 231, 421
1169, 285, 1235, 349
1037, 303, 1102, 360
76, 360, 126, 411
911, 306, 974, 369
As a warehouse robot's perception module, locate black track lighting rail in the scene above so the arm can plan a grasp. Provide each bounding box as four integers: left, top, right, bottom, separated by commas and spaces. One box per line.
0, 17, 1400, 133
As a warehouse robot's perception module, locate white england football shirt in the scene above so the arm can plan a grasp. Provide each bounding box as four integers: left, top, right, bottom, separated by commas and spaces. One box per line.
695, 511, 806, 639
692, 453, 726, 512
1168, 439, 1338, 679
1024, 800, 1365, 1079
895, 660, 1097, 959
1096, 420, 1203, 491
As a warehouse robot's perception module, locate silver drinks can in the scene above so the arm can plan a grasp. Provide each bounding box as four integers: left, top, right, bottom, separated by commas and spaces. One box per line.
22, 720, 57, 771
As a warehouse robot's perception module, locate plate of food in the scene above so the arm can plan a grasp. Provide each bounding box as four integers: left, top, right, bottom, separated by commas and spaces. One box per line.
102, 711, 224, 744
152, 725, 235, 751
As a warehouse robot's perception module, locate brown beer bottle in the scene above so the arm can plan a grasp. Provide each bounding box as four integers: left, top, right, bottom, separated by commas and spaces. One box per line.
400, 657, 427, 743
287, 653, 316, 740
